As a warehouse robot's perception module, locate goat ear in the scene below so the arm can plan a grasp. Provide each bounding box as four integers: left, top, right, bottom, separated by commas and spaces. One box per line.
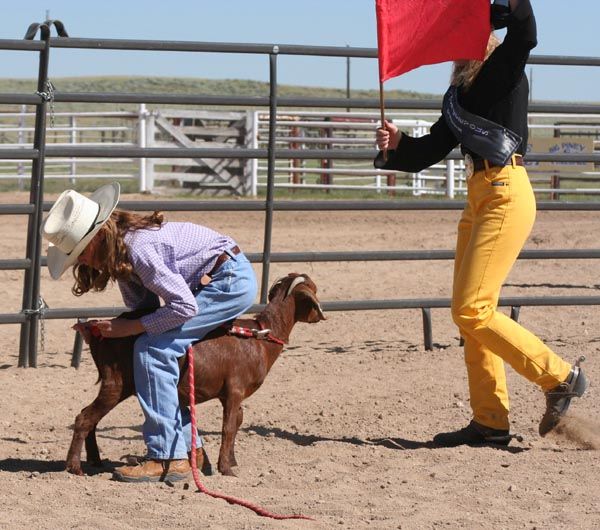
295, 287, 326, 323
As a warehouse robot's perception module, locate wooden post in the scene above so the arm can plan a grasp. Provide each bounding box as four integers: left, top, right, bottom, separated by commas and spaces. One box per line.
551, 174, 560, 201
379, 80, 388, 163
387, 173, 396, 197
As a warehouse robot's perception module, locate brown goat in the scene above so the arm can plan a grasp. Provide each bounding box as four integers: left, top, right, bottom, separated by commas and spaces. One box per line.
66, 273, 325, 477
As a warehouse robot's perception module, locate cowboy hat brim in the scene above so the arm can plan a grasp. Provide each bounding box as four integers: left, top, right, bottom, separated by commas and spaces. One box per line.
46, 182, 120, 280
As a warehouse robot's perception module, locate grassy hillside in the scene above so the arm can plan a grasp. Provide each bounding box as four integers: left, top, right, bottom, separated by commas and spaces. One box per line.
0, 76, 439, 112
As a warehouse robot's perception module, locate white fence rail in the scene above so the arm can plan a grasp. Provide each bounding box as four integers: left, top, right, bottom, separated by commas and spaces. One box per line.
0, 106, 598, 198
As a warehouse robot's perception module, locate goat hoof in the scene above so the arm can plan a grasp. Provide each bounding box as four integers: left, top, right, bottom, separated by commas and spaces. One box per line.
218, 466, 237, 477
66, 465, 84, 476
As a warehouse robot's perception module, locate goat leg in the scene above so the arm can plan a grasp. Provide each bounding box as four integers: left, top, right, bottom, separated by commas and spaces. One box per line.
228, 405, 243, 467
217, 394, 243, 476
84, 426, 102, 467
66, 405, 99, 475
66, 390, 121, 475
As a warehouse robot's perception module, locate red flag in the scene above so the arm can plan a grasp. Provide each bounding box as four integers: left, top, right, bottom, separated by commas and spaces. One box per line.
376, 0, 491, 82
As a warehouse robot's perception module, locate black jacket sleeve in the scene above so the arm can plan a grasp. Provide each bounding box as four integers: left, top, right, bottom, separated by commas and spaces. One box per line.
463, 0, 537, 114
374, 116, 458, 173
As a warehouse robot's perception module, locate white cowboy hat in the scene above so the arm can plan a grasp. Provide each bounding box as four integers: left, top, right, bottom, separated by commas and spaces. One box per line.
41, 182, 120, 279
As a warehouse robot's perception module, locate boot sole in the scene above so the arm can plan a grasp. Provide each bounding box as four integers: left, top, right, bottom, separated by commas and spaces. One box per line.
113, 471, 191, 483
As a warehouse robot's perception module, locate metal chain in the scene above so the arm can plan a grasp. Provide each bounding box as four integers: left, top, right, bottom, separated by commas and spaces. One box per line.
35, 80, 56, 128
38, 296, 48, 352
22, 296, 49, 352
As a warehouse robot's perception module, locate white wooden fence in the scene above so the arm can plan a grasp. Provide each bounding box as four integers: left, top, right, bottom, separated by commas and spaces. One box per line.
1, 105, 598, 198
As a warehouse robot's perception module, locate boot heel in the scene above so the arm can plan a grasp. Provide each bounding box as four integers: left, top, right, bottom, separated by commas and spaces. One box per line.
571, 357, 589, 397
572, 368, 589, 397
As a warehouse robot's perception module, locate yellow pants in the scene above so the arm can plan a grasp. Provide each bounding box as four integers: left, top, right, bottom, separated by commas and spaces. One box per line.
451, 161, 572, 430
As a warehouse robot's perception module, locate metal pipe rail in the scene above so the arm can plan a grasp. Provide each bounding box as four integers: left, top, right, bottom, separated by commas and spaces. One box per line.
3, 295, 600, 325
1, 90, 599, 114
29, 146, 600, 164
4, 246, 600, 273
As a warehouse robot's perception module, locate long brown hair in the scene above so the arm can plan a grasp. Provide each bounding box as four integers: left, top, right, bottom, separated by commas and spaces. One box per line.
451, 32, 500, 90
72, 209, 164, 296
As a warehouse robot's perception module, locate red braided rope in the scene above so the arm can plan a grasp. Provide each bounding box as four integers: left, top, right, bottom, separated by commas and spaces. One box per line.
187, 346, 313, 520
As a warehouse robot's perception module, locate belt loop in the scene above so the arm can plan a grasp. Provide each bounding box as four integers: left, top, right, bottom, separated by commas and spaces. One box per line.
511, 155, 517, 168
225, 245, 240, 260
484, 159, 490, 172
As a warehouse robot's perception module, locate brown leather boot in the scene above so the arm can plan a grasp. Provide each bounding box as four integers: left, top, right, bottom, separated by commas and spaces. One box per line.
113, 458, 191, 483
188, 447, 213, 476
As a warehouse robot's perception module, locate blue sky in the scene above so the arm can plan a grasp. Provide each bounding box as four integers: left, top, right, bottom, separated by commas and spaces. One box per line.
1, 0, 598, 101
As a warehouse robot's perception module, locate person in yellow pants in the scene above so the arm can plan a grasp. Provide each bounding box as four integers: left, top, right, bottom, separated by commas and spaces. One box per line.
374, 0, 589, 446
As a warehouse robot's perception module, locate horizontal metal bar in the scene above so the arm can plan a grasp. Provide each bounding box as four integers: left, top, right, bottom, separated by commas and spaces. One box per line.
36, 307, 129, 320
31, 199, 600, 213
0, 259, 30, 270
0, 314, 27, 324
322, 295, 600, 312
53, 92, 270, 106
42, 146, 266, 159
0, 204, 35, 214
242, 249, 600, 263
45, 38, 600, 67
44, 91, 600, 114
518, 249, 600, 259
0, 94, 44, 105
3, 293, 598, 324
26, 248, 600, 272
280, 98, 600, 114
47, 38, 378, 57
529, 55, 600, 67
0, 149, 39, 160
0, 39, 45, 51
39, 145, 600, 163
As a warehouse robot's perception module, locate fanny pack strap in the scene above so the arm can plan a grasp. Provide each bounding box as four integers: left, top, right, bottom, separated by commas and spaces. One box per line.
442, 86, 522, 166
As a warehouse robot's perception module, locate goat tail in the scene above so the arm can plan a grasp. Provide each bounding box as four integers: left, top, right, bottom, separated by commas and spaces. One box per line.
187, 346, 314, 521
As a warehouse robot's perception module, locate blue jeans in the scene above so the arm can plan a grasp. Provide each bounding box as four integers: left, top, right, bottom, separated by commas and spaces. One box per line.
132, 252, 257, 460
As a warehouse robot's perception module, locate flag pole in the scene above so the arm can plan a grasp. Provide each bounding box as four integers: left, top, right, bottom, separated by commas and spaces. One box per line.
379, 80, 388, 162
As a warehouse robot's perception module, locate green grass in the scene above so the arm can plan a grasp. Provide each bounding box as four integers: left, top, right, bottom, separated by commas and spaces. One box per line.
0, 76, 439, 113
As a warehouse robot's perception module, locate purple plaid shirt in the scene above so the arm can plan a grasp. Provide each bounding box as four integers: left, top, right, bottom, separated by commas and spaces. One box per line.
118, 222, 235, 335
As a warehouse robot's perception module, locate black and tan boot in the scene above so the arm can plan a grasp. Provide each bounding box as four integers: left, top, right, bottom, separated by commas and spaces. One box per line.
539, 357, 589, 437
433, 420, 512, 447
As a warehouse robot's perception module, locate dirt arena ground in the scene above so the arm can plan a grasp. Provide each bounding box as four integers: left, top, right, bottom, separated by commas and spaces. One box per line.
0, 191, 599, 529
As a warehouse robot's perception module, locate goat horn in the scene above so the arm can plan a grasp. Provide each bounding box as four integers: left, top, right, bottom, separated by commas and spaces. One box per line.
286, 276, 306, 297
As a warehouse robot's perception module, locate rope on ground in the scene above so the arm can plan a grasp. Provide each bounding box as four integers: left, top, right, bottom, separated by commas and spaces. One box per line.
187, 345, 314, 521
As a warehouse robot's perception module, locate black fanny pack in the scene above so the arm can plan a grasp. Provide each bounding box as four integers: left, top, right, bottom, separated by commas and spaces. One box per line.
442, 86, 522, 166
